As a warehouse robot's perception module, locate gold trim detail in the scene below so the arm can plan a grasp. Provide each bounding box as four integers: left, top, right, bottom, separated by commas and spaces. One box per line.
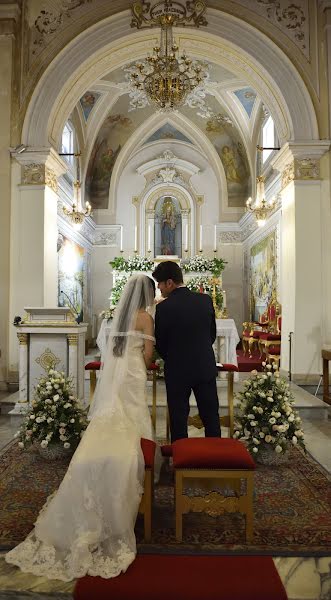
35, 348, 61, 371
181, 492, 240, 517
67, 334, 78, 346
282, 158, 320, 188
17, 333, 28, 345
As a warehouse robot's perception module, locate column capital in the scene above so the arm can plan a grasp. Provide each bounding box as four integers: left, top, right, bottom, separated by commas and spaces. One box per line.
319, 1, 331, 11
11, 147, 68, 192
272, 141, 330, 189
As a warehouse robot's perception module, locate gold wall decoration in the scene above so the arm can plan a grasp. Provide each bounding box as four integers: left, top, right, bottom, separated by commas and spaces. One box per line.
282, 157, 320, 189
67, 334, 78, 346
131, 0, 208, 29
22, 163, 58, 192
281, 161, 295, 189
35, 348, 61, 371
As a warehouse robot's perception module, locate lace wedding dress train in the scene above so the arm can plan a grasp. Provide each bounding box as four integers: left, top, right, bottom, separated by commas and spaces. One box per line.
6, 335, 156, 581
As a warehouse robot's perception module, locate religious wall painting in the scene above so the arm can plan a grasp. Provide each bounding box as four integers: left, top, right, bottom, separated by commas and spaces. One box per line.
85, 96, 154, 209
181, 100, 251, 207
79, 91, 101, 121
250, 231, 277, 322
57, 237, 85, 323
154, 196, 182, 257
233, 87, 257, 117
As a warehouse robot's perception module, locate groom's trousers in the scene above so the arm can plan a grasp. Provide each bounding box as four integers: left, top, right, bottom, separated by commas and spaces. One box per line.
165, 376, 221, 442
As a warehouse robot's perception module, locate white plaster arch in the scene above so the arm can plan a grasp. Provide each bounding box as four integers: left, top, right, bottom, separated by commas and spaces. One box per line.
21, 10, 318, 149
108, 110, 228, 219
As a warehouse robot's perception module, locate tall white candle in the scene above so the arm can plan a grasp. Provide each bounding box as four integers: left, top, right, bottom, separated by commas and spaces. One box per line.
148, 225, 151, 252
185, 224, 188, 250
120, 226, 123, 251
199, 225, 203, 251
214, 225, 217, 251
134, 226, 137, 252
222, 290, 226, 308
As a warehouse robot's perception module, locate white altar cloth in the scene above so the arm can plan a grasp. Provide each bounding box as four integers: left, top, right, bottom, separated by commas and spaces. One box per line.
215, 318, 240, 377
97, 317, 240, 371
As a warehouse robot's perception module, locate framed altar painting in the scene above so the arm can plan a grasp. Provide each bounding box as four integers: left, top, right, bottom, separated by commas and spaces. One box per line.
57, 236, 85, 323
250, 230, 277, 322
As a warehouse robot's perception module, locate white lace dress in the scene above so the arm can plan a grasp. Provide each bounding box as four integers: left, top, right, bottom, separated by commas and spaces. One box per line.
6, 335, 156, 581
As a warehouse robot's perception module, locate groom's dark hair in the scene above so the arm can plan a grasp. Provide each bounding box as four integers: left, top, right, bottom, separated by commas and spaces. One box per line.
152, 261, 183, 284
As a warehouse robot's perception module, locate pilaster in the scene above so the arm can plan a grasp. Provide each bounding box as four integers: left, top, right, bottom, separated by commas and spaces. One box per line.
8, 148, 67, 380
272, 142, 330, 381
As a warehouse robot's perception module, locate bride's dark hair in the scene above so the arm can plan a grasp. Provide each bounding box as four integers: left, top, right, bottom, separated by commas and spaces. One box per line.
113, 275, 155, 357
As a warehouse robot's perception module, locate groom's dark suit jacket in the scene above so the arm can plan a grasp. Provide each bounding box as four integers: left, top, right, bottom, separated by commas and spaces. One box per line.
155, 287, 217, 383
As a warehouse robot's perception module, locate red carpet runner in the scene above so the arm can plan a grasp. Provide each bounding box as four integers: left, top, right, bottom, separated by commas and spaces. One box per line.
74, 554, 287, 600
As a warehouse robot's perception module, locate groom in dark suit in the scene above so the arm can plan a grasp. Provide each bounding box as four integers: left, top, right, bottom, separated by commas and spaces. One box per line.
152, 261, 220, 442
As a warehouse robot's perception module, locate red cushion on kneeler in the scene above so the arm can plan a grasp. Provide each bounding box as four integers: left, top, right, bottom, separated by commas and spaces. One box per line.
140, 438, 156, 468
217, 363, 239, 372
84, 361, 101, 370
259, 332, 281, 341
269, 345, 281, 355
172, 437, 255, 470
160, 444, 172, 457
73, 555, 287, 600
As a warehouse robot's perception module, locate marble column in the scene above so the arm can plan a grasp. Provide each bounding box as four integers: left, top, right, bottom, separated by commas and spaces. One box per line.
272, 142, 330, 382
67, 333, 78, 395
8, 148, 67, 379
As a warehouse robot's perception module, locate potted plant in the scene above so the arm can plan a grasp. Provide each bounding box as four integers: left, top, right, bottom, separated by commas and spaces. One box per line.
234, 363, 305, 464
15, 366, 88, 460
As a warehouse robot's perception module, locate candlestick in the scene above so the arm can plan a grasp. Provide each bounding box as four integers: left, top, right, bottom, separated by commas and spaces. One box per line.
120, 225, 123, 252
214, 225, 217, 251
199, 224, 202, 252
148, 225, 151, 252
134, 226, 137, 253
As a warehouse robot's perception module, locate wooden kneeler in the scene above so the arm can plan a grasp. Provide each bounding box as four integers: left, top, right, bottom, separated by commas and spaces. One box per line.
173, 438, 255, 543
139, 438, 156, 542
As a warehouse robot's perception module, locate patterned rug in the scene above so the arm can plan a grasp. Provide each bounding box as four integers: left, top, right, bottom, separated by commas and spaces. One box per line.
1, 440, 330, 556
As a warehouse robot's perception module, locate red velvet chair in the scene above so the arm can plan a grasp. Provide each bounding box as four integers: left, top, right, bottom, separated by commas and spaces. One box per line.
266, 343, 281, 369
259, 314, 282, 358
84, 361, 101, 404
173, 437, 255, 543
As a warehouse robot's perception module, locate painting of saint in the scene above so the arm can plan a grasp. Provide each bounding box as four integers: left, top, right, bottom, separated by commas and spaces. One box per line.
221, 145, 242, 184
154, 196, 181, 257
161, 200, 177, 255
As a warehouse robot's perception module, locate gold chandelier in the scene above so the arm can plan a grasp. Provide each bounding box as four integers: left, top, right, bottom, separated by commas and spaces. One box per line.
129, 0, 208, 110
246, 176, 276, 227
63, 181, 92, 229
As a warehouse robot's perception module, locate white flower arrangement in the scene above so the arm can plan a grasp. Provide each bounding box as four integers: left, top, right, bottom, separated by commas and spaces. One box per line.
110, 255, 154, 272
234, 363, 305, 456
181, 255, 226, 276
15, 367, 88, 451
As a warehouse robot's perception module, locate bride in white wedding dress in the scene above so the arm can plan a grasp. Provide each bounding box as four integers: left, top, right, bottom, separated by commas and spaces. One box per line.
6, 274, 157, 581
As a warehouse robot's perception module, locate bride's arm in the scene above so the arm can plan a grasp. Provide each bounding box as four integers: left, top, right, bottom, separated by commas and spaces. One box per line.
142, 313, 155, 369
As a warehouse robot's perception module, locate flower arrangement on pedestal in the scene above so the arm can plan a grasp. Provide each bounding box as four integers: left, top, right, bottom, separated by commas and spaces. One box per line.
15, 367, 88, 457
234, 363, 305, 463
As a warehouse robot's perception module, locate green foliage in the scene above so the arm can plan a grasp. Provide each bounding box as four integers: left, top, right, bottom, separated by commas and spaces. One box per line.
186, 275, 223, 309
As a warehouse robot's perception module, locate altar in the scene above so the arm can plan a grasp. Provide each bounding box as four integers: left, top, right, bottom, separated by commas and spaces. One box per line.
97, 317, 239, 369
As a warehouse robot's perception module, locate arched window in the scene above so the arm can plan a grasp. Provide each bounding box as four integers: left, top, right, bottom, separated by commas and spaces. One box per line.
262, 115, 275, 163
61, 122, 74, 165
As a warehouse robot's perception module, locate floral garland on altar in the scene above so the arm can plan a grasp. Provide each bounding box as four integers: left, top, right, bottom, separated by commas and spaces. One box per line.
110, 255, 154, 272
181, 255, 227, 277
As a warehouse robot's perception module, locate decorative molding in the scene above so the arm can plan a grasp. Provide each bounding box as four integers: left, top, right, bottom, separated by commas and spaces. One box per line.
94, 226, 121, 247
21, 163, 58, 192
294, 158, 320, 179
45, 167, 58, 192
281, 161, 295, 188
158, 167, 178, 183
220, 231, 243, 243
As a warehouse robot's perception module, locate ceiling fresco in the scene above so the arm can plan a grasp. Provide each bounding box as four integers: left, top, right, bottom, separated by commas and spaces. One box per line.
233, 87, 257, 117
145, 124, 193, 145
85, 95, 154, 209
